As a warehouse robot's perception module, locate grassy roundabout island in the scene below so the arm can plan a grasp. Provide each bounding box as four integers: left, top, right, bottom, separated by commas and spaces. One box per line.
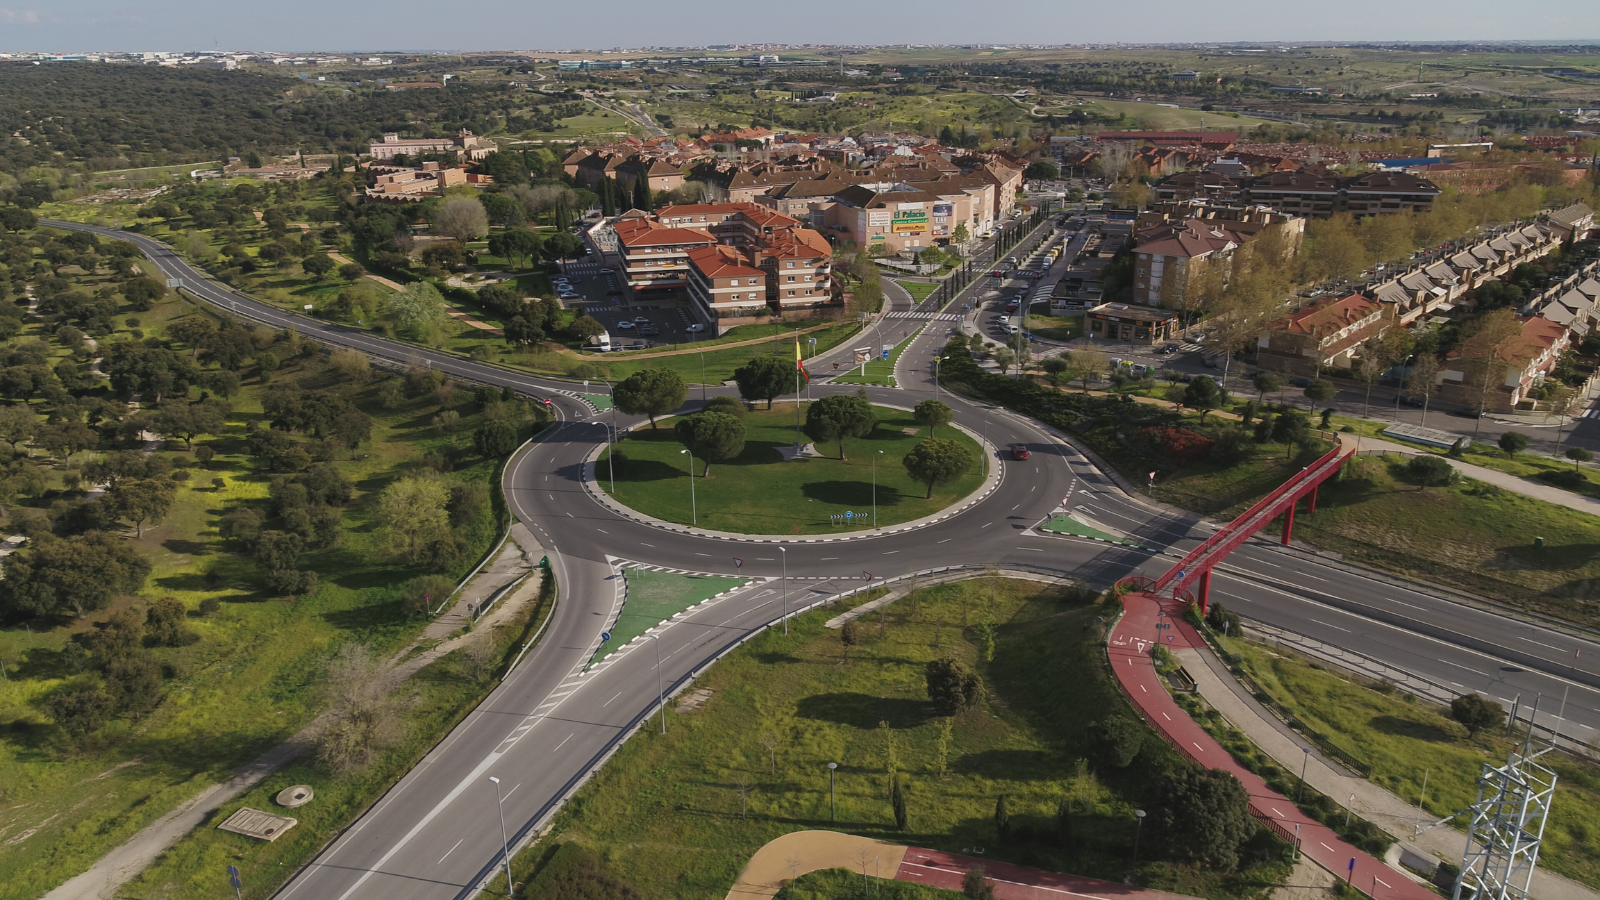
599, 404, 987, 535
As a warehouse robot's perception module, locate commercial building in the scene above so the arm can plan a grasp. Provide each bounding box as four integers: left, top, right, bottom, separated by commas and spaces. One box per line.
1084, 303, 1179, 344
368, 129, 496, 162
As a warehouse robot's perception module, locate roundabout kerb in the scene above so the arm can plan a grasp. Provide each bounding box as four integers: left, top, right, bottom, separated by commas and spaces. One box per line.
579, 401, 1006, 543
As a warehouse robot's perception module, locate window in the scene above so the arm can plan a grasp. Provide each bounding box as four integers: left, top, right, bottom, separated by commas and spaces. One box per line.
787, 275, 795, 282
787, 261, 795, 268
804, 275, 813, 282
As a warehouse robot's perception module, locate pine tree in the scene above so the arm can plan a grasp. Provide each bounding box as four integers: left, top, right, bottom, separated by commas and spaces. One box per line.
892, 775, 909, 831
995, 794, 1012, 842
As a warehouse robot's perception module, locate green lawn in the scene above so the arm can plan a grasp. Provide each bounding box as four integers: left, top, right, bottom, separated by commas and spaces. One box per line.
600, 406, 986, 535
1297, 456, 1600, 628
1025, 314, 1082, 342
1040, 515, 1140, 546
500, 577, 1290, 900
835, 327, 922, 387
1227, 639, 1600, 886
895, 280, 940, 303
595, 569, 748, 663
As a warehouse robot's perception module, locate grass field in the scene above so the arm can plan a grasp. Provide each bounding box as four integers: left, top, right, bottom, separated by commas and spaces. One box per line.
502, 577, 1291, 900
600, 405, 986, 535
1227, 639, 1600, 886
1040, 515, 1139, 546
894, 280, 940, 303
1296, 456, 1600, 628
1083, 100, 1275, 132
595, 569, 747, 663
1024, 314, 1082, 342
835, 327, 922, 387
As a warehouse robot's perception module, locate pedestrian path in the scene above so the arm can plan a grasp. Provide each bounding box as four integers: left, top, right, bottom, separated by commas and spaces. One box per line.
724, 830, 1201, 900
1108, 591, 1435, 900
1340, 434, 1600, 518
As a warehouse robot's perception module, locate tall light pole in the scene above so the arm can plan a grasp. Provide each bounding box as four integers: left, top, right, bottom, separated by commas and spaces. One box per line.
653, 633, 666, 734
1133, 809, 1146, 867
697, 349, 707, 404
934, 355, 946, 399
872, 450, 883, 529
488, 776, 513, 895
679, 449, 696, 525
827, 762, 838, 821
600, 378, 617, 495
1298, 747, 1311, 803
779, 545, 789, 635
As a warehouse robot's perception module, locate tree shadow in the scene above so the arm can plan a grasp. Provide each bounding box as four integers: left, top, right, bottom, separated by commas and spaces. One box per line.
800, 481, 908, 507
1370, 714, 1460, 743
794, 692, 931, 730
951, 748, 1058, 778
160, 538, 212, 557
606, 456, 681, 483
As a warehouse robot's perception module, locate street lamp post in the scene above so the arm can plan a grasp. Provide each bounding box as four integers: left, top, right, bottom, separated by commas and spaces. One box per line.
1132, 809, 1146, 867
780, 545, 789, 635
653, 633, 666, 734
600, 378, 618, 495
698, 350, 707, 404
872, 450, 882, 529
679, 449, 696, 525
827, 762, 838, 821
488, 776, 514, 895
1298, 747, 1311, 803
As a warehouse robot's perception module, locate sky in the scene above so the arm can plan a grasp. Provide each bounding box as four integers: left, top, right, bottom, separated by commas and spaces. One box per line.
0, 0, 1596, 51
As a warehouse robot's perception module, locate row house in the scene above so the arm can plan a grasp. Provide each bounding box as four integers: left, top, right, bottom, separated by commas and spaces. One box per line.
1439, 316, 1570, 411
1257, 292, 1393, 377
1529, 271, 1600, 338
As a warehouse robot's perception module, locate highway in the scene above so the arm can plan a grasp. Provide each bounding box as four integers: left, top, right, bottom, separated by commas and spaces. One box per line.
41, 219, 1600, 900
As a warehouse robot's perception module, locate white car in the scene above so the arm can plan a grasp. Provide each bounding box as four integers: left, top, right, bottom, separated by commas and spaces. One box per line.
615, 321, 636, 330
685, 323, 706, 333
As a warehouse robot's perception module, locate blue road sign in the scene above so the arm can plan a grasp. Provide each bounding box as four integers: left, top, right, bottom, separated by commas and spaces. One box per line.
600, 631, 611, 642
227, 865, 242, 889
844, 511, 853, 519
881, 349, 890, 360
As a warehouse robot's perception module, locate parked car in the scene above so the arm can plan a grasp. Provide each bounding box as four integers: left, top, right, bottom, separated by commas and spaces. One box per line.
685, 323, 706, 333
1010, 443, 1031, 460
632, 316, 650, 324
640, 326, 659, 336
615, 321, 636, 330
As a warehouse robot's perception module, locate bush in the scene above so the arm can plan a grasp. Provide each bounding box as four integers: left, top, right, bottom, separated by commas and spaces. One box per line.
703, 395, 746, 419
925, 657, 983, 715
1537, 468, 1586, 490
1405, 455, 1457, 490
198, 596, 222, 616
145, 596, 199, 647
403, 573, 459, 617
1088, 714, 1144, 768
1451, 692, 1504, 734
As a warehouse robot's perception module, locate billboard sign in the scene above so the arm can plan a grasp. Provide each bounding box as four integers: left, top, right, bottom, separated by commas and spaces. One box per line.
868, 210, 891, 227
892, 209, 929, 234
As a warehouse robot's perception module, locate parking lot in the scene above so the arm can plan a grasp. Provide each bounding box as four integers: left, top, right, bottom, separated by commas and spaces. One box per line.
550, 262, 707, 351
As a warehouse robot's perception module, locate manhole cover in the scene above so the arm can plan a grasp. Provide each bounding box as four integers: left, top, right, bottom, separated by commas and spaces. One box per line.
275, 785, 314, 808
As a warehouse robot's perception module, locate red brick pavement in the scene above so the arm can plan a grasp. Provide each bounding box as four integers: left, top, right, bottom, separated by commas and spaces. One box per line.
1107, 592, 1433, 900
895, 847, 1198, 900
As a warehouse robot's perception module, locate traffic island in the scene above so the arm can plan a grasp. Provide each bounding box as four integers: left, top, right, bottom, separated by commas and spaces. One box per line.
594, 404, 990, 536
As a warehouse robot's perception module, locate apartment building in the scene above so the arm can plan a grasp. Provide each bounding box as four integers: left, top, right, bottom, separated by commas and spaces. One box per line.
1257, 293, 1392, 377
1129, 204, 1304, 309
685, 245, 769, 320
1150, 169, 1441, 218
367, 129, 496, 162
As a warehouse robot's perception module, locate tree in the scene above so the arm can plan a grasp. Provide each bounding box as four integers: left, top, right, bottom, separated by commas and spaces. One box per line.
892, 774, 909, 831
1499, 431, 1530, 459
1024, 160, 1061, 181
704, 396, 745, 419
1568, 447, 1593, 471
0, 404, 35, 451
1088, 715, 1144, 768
474, 420, 519, 458
925, 657, 983, 715
903, 438, 974, 499
567, 314, 605, 341
1456, 309, 1522, 437
1149, 761, 1255, 870
994, 793, 1012, 842
543, 232, 584, 261
106, 478, 175, 537
840, 620, 858, 663
992, 346, 1015, 376
1182, 376, 1226, 422
152, 398, 228, 450
433, 196, 490, 244
1451, 692, 1504, 735
121, 276, 167, 311
1303, 378, 1335, 408
1041, 356, 1068, 388
145, 596, 198, 647
105, 343, 195, 402
962, 865, 995, 900
733, 355, 793, 409
314, 644, 411, 774
0, 206, 38, 233
376, 476, 453, 562
914, 399, 953, 436
1406, 455, 1457, 491
614, 368, 688, 430
388, 281, 448, 331
1405, 353, 1442, 426
1252, 372, 1280, 403
45, 680, 115, 742
488, 228, 541, 268
0, 531, 152, 619
332, 410, 373, 454
504, 315, 544, 347
674, 412, 745, 476
1068, 348, 1107, 392
952, 222, 971, 246
804, 395, 876, 460
302, 253, 335, 279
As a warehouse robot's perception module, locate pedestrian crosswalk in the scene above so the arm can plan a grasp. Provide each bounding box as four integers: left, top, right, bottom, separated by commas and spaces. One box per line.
885, 310, 962, 321
1177, 342, 1205, 353
1582, 406, 1600, 419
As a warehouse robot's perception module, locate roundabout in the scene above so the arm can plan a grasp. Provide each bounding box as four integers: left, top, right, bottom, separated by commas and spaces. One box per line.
593, 403, 993, 536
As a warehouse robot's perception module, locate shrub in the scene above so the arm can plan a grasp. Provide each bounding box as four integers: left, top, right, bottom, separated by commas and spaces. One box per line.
1088, 715, 1145, 768
1139, 426, 1214, 466
1406, 455, 1457, 491
1451, 692, 1504, 734
198, 596, 222, 616
925, 657, 983, 715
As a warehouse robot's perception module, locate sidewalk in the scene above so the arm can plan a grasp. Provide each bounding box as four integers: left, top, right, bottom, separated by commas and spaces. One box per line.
1108, 591, 1436, 900
724, 830, 1203, 900
1340, 433, 1600, 518
1174, 642, 1600, 900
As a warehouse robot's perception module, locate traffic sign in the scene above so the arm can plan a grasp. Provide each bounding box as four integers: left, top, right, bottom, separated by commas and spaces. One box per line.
600, 631, 611, 642
881, 349, 890, 360
166, 278, 183, 289
227, 864, 243, 892
733, 557, 743, 569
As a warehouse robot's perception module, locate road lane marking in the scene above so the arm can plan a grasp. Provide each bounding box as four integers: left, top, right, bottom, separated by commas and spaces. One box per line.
603, 691, 622, 707
1308, 618, 1351, 633
554, 733, 573, 752
438, 838, 464, 865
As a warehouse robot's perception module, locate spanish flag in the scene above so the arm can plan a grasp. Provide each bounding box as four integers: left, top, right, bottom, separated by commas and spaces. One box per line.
795, 337, 809, 385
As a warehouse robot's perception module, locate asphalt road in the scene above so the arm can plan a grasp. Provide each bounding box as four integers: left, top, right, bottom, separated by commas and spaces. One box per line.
41, 220, 1600, 900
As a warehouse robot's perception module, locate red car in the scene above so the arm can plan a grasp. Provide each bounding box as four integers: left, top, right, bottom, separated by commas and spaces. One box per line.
1010, 443, 1030, 460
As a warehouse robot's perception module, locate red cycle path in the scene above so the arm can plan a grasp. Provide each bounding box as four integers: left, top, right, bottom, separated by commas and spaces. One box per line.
1108, 592, 1434, 900
896, 847, 1196, 900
